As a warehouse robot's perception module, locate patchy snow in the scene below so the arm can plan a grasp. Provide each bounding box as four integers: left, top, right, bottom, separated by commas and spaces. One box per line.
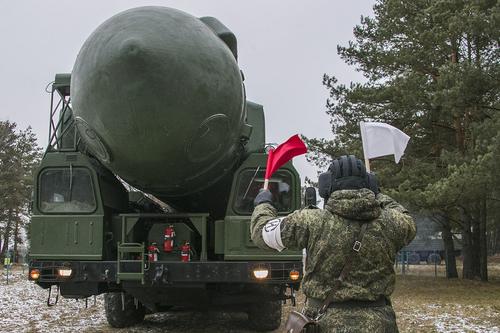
0, 269, 257, 333
0, 270, 107, 332
434, 303, 500, 333
402, 303, 500, 333
1, 268, 499, 332
433, 312, 499, 333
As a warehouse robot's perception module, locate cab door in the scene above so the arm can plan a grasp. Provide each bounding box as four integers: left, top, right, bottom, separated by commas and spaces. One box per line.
221, 154, 302, 260
30, 166, 104, 260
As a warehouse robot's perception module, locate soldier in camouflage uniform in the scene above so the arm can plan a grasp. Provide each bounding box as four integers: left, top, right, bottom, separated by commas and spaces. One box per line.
251, 155, 416, 332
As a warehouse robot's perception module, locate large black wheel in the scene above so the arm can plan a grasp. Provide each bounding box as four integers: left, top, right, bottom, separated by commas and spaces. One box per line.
427, 253, 442, 265
247, 300, 282, 332
408, 253, 421, 265
104, 292, 146, 328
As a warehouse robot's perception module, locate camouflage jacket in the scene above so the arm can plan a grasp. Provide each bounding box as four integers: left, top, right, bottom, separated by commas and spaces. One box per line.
250, 188, 416, 301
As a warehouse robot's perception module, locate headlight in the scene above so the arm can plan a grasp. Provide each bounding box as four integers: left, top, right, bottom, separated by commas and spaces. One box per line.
57, 268, 73, 278
253, 268, 269, 279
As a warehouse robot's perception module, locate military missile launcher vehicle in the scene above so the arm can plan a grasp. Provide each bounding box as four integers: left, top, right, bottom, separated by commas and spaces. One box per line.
28, 7, 303, 331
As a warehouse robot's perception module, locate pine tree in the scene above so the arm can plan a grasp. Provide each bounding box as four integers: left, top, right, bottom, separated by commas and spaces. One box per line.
0, 121, 41, 262
306, 0, 499, 280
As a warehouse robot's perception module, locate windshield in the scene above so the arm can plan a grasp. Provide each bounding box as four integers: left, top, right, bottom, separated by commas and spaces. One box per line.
234, 169, 293, 214
39, 168, 96, 213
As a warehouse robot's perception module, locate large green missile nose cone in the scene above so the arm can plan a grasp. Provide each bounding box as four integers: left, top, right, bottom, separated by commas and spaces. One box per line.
71, 7, 247, 197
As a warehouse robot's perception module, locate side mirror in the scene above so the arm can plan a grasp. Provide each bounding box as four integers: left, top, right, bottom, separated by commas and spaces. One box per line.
304, 187, 317, 207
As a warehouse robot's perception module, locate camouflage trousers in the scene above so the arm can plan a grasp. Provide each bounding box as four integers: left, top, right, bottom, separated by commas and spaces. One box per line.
304, 304, 399, 333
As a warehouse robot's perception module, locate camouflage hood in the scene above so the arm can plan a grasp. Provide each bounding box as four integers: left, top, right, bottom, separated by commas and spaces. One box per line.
325, 188, 381, 221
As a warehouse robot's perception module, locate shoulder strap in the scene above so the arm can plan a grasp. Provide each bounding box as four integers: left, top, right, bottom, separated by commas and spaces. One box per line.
319, 222, 370, 314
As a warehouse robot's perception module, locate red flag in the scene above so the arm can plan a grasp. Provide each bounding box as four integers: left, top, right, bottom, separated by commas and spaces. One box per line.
264, 135, 307, 188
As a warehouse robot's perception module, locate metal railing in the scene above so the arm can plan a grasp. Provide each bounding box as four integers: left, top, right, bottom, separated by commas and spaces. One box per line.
46, 78, 78, 154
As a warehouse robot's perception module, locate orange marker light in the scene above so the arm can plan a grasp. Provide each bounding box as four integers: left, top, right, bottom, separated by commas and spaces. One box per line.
289, 269, 300, 281
30, 269, 40, 280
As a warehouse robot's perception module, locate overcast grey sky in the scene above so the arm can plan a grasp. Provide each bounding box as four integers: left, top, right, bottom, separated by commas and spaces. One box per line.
0, 0, 374, 183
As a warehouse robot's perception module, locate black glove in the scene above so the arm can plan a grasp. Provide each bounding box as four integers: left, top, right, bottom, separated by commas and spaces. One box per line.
253, 189, 273, 207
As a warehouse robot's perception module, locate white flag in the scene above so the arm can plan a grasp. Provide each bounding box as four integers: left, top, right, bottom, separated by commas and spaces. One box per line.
360, 121, 410, 163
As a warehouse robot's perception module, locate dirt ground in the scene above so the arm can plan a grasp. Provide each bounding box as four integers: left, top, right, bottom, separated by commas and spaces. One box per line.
1, 261, 500, 332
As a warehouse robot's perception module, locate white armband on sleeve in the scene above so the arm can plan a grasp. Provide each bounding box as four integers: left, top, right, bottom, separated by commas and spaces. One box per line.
262, 217, 285, 252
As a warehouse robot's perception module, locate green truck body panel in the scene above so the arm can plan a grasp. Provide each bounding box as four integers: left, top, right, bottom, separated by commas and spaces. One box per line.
30, 215, 104, 260
245, 102, 266, 154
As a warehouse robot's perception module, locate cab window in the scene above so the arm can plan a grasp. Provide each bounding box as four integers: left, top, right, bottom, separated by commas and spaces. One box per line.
39, 168, 96, 213
234, 169, 293, 214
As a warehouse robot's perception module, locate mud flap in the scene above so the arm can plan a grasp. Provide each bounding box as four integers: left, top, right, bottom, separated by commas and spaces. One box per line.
47, 285, 59, 307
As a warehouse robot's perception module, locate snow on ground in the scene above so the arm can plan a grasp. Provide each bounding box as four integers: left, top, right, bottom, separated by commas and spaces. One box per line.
0, 270, 256, 333
431, 304, 499, 333
403, 303, 500, 333
1, 268, 499, 332
0, 270, 107, 332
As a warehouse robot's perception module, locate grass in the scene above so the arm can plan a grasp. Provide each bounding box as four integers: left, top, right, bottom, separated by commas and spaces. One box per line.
280, 260, 500, 332
393, 275, 500, 332
391, 259, 500, 332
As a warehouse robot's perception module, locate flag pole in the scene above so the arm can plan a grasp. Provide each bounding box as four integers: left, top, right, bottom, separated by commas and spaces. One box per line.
263, 148, 274, 190
364, 157, 371, 173
360, 121, 371, 173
